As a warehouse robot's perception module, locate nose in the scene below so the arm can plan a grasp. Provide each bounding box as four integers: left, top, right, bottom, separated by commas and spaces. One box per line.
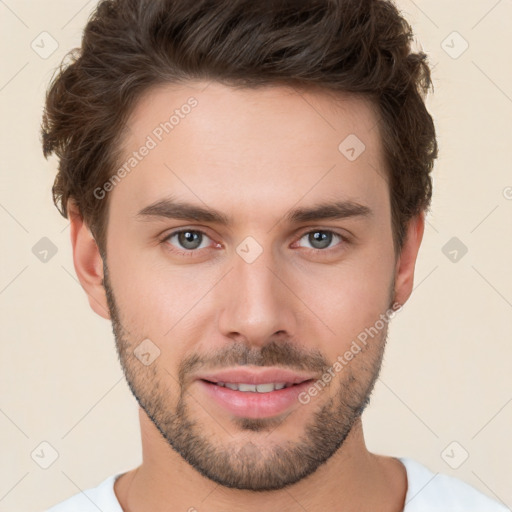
217, 242, 298, 347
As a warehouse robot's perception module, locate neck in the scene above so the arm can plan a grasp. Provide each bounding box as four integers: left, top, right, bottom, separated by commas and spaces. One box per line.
115, 408, 407, 512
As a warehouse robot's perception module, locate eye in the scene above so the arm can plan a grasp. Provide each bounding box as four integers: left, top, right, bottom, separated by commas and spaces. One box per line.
162, 229, 214, 254
296, 229, 346, 251
161, 227, 348, 258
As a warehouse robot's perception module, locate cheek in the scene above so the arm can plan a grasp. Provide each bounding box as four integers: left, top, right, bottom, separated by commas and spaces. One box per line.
108, 253, 219, 360
296, 255, 394, 358
105, 250, 178, 337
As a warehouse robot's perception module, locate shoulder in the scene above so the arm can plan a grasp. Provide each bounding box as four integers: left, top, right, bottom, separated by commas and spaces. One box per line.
44, 474, 123, 512
399, 457, 510, 512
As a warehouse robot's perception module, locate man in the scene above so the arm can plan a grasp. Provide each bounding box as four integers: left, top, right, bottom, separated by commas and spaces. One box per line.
41, 0, 508, 510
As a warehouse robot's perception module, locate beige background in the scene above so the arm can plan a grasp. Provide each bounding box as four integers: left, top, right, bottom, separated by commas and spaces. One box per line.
1, 1, 511, 510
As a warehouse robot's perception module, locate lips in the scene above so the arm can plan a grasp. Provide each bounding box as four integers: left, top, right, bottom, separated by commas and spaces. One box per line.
194, 367, 317, 418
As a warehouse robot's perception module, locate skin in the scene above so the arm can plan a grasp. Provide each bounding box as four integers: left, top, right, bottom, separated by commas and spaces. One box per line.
68, 81, 424, 511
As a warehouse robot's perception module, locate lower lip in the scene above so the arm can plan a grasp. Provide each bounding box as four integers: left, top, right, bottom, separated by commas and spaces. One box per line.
197, 380, 313, 419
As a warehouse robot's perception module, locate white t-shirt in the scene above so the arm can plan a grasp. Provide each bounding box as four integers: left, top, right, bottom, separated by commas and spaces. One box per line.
45, 457, 510, 511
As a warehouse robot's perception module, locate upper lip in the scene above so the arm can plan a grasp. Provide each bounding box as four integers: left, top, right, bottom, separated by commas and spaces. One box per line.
196, 367, 317, 385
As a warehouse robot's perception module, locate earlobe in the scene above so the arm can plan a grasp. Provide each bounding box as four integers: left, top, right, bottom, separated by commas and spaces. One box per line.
393, 212, 425, 307
67, 199, 111, 320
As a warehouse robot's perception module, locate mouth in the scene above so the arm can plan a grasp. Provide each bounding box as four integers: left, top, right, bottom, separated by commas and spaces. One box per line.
196, 376, 316, 419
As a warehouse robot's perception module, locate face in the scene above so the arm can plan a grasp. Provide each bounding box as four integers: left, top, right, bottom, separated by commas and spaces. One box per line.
97, 81, 405, 490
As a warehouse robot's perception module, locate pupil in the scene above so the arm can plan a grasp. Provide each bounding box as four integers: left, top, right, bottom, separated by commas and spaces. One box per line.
180, 231, 201, 249
310, 231, 331, 249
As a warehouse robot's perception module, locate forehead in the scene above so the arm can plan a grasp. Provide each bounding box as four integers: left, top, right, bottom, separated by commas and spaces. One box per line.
126, 81, 381, 149
111, 81, 388, 223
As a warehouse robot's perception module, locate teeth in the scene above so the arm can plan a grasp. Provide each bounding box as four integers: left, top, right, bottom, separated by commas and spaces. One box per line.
215, 382, 290, 392
256, 383, 275, 392
238, 383, 257, 392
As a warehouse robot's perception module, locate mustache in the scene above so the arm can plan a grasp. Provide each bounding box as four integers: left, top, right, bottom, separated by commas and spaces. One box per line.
177, 339, 330, 385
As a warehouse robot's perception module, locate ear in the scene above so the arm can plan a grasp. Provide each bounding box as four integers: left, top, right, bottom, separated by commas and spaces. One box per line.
67, 199, 110, 320
393, 211, 425, 307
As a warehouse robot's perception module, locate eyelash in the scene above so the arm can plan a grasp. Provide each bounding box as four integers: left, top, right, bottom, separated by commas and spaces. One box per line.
160, 228, 349, 257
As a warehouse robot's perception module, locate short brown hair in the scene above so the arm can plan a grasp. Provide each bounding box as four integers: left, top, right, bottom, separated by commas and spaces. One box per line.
42, 0, 438, 256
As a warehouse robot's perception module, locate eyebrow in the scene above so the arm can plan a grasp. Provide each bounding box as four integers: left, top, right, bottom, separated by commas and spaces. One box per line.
135, 196, 372, 226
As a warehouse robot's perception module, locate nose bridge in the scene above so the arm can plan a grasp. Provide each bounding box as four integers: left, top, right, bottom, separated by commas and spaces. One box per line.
217, 238, 296, 343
